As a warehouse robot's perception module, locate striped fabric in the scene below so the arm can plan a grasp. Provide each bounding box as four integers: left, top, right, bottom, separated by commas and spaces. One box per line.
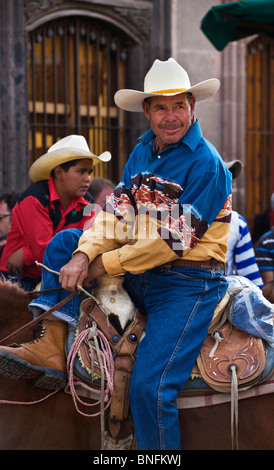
227, 211, 264, 288
255, 228, 274, 274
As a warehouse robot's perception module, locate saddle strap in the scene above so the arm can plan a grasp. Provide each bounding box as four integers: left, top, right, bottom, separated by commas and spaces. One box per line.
107, 313, 146, 437
108, 357, 133, 438
0, 291, 77, 346
78, 298, 147, 438
80, 298, 146, 357
79, 299, 122, 352
28, 287, 64, 296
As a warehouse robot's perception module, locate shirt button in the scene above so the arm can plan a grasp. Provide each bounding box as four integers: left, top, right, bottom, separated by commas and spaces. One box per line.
158, 155, 161, 159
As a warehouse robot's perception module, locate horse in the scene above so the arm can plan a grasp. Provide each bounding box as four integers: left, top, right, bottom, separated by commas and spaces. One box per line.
0, 277, 273, 450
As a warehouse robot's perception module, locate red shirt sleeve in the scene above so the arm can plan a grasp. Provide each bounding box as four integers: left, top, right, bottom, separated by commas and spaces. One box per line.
2, 196, 55, 269
0, 185, 95, 278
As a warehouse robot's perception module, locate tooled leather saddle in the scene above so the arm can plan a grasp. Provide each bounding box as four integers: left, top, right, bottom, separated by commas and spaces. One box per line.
196, 322, 266, 392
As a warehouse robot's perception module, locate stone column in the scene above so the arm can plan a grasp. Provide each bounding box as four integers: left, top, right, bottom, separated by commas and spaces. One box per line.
0, 0, 29, 193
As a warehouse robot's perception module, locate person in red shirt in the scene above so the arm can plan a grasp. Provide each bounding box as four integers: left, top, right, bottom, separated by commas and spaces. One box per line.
0, 135, 111, 290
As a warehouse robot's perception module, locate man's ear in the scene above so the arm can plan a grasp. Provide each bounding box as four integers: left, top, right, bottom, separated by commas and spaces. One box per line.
190, 95, 196, 114
142, 100, 150, 120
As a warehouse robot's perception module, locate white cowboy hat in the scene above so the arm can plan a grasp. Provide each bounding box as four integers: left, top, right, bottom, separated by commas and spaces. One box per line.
114, 58, 220, 112
225, 160, 242, 179
29, 135, 111, 183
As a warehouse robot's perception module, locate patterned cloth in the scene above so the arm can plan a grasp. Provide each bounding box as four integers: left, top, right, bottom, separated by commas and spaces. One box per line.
76, 120, 232, 275
177, 374, 274, 409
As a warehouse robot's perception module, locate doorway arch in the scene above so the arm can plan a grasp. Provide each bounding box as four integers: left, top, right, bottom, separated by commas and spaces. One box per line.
28, 15, 136, 183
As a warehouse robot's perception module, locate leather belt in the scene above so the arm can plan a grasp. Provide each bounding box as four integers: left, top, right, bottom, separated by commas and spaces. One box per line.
162, 258, 227, 272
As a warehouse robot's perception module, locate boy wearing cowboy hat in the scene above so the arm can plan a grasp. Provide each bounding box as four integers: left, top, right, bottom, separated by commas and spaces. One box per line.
0, 59, 231, 450
0, 135, 111, 291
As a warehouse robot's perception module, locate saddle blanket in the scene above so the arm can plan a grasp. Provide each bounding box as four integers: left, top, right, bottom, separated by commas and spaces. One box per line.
66, 372, 274, 410
176, 372, 274, 409
176, 340, 274, 409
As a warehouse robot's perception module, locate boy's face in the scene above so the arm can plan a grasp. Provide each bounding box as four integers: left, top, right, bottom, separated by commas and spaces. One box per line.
56, 159, 93, 200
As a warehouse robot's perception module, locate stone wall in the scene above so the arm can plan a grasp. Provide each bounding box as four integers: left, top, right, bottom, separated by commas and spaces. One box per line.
0, 0, 246, 214
170, 0, 246, 214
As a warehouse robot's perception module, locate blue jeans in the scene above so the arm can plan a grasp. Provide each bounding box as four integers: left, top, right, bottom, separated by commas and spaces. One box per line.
124, 267, 228, 450
29, 229, 83, 327
30, 229, 228, 450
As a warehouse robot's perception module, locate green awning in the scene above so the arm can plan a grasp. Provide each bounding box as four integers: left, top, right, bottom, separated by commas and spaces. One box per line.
201, 0, 274, 51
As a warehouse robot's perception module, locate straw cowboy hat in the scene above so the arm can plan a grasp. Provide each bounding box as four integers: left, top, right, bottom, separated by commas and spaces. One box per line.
114, 58, 220, 112
225, 160, 242, 179
29, 135, 111, 183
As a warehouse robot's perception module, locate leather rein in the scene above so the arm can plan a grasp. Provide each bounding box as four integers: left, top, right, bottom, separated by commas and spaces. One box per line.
0, 287, 77, 346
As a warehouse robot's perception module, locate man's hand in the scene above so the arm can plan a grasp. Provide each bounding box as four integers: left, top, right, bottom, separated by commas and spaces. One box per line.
6, 248, 25, 275
59, 252, 89, 292
59, 252, 106, 292
84, 255, 106, 286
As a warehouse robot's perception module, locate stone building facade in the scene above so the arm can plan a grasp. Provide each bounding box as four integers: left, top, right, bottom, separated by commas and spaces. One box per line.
0, 0, 273, 227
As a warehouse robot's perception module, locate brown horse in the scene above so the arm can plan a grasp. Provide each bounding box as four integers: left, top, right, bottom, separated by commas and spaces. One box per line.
0, 278, 273, 450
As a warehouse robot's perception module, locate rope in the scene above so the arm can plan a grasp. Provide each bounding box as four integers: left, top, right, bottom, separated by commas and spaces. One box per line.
0, 390, 58, 406
35, 261, 99, 303
67, 321, 114, 449
209, 331, 223, 358
230, 365, 239, 450
35, 261, 109, 317
206, 329, 239, 451
67, 323, 114, 417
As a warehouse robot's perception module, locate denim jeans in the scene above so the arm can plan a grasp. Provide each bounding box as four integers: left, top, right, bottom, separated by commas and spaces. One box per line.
124, 267, 228, 450
29, 229, 83, 327
29, 228, 228, 450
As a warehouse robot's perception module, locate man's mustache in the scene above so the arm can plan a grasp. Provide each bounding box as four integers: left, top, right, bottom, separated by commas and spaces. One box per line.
159, 122, 183, 129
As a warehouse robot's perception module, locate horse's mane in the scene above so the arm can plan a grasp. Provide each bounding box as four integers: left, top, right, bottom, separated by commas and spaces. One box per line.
0, 277, 35, 319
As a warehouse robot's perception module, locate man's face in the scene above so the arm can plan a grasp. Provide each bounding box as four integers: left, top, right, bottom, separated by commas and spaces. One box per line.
0, 201, 12, 239
142, 93, 195, 152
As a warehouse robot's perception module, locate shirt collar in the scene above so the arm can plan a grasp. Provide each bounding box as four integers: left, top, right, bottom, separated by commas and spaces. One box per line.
47, 176, 90, 207
137, 119, 203, 153
48, 175, 60, 202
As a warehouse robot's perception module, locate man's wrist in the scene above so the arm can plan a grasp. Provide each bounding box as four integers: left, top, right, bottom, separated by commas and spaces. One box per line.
72, 251, 89, 263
